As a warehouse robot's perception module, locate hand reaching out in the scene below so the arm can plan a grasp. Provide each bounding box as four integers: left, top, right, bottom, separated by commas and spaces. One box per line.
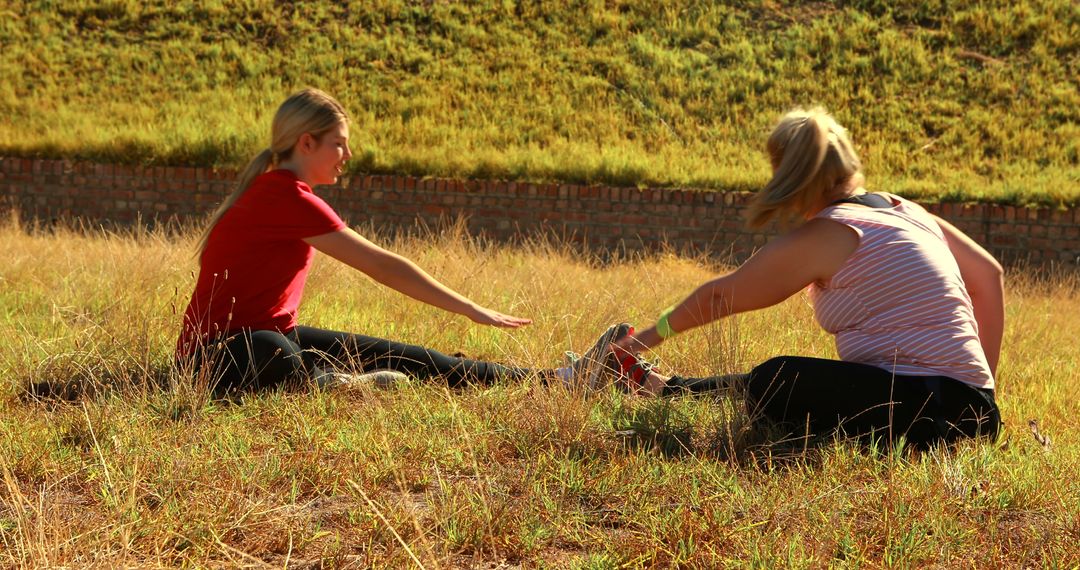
469, 305, 532, 328
615, 326, 663, 353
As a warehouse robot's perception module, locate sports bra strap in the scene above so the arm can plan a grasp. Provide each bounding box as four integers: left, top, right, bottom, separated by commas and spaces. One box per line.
830, 192, 892, 209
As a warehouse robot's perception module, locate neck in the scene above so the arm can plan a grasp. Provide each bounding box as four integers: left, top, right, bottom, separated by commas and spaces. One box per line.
804, 175, 867, 218
276, 160, 314, 186
825, 176, 866, 205
832, 174, 866, 200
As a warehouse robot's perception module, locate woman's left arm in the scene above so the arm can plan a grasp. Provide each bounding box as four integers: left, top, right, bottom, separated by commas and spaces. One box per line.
305, 228, 531, 328
933, 215, 1005, 374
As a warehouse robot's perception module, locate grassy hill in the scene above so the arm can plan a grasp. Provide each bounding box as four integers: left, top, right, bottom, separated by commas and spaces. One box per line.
2, 0, 1077, 205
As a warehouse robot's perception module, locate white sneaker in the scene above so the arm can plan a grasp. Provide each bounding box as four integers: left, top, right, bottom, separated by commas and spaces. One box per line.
361, 369, 408, 389
317, 369, 407, 390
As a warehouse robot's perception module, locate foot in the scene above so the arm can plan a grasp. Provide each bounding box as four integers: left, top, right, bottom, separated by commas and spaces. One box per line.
569, 323, 633, 390
317, 369, 408, 390
612, 344, 650, 392
612, 345, 668, 395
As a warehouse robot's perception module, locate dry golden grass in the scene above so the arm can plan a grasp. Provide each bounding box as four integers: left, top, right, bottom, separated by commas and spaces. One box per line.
1, 217, 1078, 567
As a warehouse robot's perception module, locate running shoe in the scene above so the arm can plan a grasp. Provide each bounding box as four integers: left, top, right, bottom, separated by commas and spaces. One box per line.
570, 323, 633, 390
317, 369, 407, 390
612, 344, 658, 393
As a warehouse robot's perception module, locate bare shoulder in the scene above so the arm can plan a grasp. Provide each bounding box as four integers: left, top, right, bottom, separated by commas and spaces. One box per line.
735, 218, 860, 288
794, 218, 860, 279
798, 217, 860, 240
779, 217, 860, 259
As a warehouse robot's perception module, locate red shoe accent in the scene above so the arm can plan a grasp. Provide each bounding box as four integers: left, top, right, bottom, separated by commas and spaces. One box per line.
612, 341, 652, 391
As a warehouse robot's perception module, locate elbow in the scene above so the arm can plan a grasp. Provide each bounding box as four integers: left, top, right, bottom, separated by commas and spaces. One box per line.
985, 257, 1005, 291
363, 250, 405, 284
964, 253, 1003, 287
986, 255, 1004, 279
967, 258, 1005, 300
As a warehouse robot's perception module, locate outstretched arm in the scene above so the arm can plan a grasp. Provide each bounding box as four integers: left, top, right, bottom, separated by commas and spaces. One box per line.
304, 228, 531, 328
621, 218, 859, 352
933, 215, 1004, 374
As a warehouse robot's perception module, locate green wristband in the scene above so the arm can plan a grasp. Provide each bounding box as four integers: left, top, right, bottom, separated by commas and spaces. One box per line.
655, 305, 677, 339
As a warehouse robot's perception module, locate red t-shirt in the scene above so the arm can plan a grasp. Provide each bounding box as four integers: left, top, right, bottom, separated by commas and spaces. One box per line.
177, 169, 346, 356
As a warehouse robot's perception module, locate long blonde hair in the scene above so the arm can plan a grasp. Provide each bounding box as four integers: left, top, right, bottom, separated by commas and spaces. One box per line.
747, 107, 862, 228
197, 88, 350, 253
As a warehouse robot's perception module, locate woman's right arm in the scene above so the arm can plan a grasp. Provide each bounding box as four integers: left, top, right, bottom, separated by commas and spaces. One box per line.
304, 228, 531, 328
624, 218, 859, 352
933, 215, 1005, 374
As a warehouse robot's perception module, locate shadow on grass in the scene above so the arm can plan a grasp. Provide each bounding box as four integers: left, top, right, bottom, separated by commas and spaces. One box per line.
16, 354, 216, 425
605, 390, 938, 469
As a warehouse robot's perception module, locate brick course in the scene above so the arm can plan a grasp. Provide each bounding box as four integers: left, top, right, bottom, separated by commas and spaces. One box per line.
3, 157, 1078, 267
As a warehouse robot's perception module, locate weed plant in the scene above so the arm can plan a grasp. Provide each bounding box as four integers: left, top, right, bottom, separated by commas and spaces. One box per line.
2, 0, 1078, 205
0, 216, 1077, 567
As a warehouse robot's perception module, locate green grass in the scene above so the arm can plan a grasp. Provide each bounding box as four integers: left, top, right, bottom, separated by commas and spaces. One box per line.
2, 1, 1078, 206
1, 218, 1078, 567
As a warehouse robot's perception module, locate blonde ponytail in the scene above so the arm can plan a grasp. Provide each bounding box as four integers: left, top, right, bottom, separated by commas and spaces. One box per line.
196, 149, 275, 253
196, 88, 350, 254
748, 108, 862, 228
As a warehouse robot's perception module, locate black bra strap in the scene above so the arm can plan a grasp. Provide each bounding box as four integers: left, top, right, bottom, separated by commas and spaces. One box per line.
830, 192, 892, 209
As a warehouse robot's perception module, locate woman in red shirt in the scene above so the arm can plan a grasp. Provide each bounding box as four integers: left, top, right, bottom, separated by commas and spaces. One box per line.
178, 88, 533, 396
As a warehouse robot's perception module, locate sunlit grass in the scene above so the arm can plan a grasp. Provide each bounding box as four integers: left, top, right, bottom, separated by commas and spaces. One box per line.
0, 218, 1077, 566
2, 0, 1078, 205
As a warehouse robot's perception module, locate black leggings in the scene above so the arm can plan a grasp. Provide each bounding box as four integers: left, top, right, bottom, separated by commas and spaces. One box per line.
665, 356, 1001, 447
193, 325, 531, 397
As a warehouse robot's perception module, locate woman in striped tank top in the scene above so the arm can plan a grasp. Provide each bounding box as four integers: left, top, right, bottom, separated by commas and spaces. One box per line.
610, 108, 1003, 447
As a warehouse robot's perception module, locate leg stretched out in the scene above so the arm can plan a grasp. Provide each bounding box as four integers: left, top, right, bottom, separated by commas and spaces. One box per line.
195, 326, 532, 397
660, 356, 1000, 446
290, 325, 531, 388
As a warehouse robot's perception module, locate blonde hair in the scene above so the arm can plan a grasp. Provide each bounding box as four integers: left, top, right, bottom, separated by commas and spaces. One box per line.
747, 107, 862, 228
197, 88, 350, 253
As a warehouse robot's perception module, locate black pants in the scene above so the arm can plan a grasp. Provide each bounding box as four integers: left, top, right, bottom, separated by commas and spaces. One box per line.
192, 325, 531, 397
665, 356, 1001, 447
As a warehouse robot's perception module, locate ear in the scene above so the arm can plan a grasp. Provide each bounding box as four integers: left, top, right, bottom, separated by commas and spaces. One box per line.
296, 132, 317, 155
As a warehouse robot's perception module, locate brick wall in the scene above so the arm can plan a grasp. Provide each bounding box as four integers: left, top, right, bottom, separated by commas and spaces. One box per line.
3, 157, 1078, 266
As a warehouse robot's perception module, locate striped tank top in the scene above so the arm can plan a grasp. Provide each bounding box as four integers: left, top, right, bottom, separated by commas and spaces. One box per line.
807, 194, 994, 389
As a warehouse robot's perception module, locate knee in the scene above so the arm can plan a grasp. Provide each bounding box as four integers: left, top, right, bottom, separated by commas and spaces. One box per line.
751, 356, 794, 380
248, 330, 306, 375
955, 402, 1003, 442
249, 330, 300, 354
747, 356, 796, 401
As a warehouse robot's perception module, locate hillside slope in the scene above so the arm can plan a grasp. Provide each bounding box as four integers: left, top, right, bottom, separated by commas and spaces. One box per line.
2, 0, 1077, 204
